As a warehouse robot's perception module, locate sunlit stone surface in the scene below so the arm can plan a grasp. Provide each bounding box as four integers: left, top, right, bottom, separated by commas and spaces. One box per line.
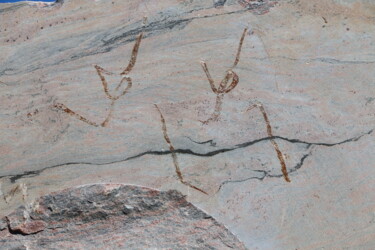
0, 0, 374, 248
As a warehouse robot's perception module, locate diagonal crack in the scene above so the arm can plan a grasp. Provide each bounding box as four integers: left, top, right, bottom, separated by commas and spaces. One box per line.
217, 152, 312, 192
0, 129, 372, 183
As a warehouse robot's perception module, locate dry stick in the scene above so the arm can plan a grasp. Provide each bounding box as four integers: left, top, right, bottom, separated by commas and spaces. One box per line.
224, 70, 239, 93
247, 103, 291, 182
54, 73, 132, 127
200, 61, 218, 94
115, 76, 132, 99
154, 104, 208, 195
200, 70, 239, 125
53, 103, 100, 127
95, 65, 116, 100
100, 100, 115, 127
232, 27, 248, 69
121, 32, 143, 76
55, 31, 142, 127
201, 70, 239, 124
218, 70, 233, 93
201, 94, 224, 125
200, 28, 247, 124
114, 77, 124, 92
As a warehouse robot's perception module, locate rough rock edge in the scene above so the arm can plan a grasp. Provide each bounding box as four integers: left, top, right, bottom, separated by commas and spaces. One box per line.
0, 184, 246, 249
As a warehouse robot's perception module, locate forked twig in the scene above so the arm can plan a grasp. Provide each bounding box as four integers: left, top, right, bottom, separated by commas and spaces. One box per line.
247, 102, 291, 182
200, 28, 248, 124
154, 104, 208, 195
54, 32, 143, 127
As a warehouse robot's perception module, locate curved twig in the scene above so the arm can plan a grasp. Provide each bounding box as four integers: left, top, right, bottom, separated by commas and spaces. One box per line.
56, 31, 143, 127
94, 64, 115, 100
224, 71, 239, 93
200, 28, 248, 124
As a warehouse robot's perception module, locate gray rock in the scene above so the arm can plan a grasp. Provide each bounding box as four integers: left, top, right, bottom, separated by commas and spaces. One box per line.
0, 184, 246, 249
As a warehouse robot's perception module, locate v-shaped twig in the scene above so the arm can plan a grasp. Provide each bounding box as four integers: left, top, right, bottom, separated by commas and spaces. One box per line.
54, 33, 143, 127
200, 28, 248, 124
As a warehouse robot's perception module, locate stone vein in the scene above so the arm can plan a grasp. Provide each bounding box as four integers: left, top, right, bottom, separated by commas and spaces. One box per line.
0, 129, 372, 183
0, 8, 248, 77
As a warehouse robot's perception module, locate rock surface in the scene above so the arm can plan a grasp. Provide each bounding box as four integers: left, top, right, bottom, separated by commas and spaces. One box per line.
0, 0, 374, 249
0, 184, 246, 249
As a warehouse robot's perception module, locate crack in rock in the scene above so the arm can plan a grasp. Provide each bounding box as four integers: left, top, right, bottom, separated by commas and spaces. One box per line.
1, 129, 372, 184
217, 152, 312, 192
216, 128, 374, 191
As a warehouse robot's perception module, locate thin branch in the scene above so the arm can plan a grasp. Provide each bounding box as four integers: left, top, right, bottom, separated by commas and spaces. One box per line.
56, 31, 142, 127
200, 28, 249, 124
118, 76, 133, 98
154, 104, 208, 195
111, 76, 132, 100
121, 33, 143, 76
218, 71, 232, 93
247, 103, 291, 182
53, 103, 100, 127
201, 94, 224, 125
200, 61, 218, 94
224, 70, 239, 93
100, 100, 115, 127
232, 27, 248, 68
94, 65, 116, 100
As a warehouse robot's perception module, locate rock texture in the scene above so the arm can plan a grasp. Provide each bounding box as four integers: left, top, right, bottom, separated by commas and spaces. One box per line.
0, 0, 374, 249
0, 184, 246, 249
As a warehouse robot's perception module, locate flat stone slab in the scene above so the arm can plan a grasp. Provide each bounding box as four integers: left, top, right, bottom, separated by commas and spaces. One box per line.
1, 0, 374, 248
0, 184, 246, 249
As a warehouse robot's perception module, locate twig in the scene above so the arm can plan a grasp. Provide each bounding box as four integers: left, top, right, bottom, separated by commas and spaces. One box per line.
154, 104, 208, 195
232, 27, 248, 68
121, 33, 143, 76
53, 103, 101, 127
55, 32, 143, 127
200, 28, 248, 124
200, 94, 224, 124
247, 103, 290, 182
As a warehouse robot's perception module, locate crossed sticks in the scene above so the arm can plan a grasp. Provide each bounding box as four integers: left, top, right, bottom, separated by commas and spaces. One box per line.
52, 26, 290, 187
154, 104, 208, 195
153, 101, 290, 195
200, 28, 248, 124
200, 27, 290, 183
54, 33, 143, 127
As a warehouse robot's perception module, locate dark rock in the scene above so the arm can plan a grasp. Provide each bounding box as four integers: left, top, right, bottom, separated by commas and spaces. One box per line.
214, 0, 227, 8
0, 184, 245, 249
